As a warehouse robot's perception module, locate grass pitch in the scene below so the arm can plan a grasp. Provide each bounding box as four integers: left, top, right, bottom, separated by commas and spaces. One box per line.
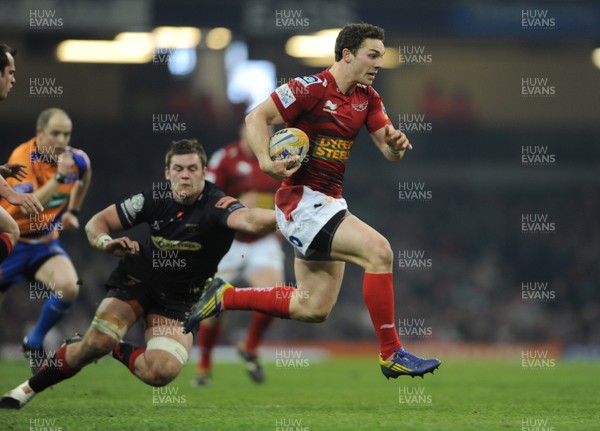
1, 357, 598, 431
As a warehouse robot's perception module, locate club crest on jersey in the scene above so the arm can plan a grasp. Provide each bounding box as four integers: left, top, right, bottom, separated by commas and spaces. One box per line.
352, 100, 369, 112
120, 193, 145, 225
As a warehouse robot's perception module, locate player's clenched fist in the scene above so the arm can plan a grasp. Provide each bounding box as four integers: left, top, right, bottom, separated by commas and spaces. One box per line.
102, 237, 140, 257
57, 148, 75, 176
261, 156, 302, 180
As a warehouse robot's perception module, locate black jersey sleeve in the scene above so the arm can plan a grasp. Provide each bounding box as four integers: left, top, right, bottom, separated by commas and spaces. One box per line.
205, 181, 245, 227
115, 189, 152, 229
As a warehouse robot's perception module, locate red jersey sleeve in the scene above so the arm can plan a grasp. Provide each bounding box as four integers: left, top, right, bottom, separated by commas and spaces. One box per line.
366, 89, 393, 133
270, 76, 324, 123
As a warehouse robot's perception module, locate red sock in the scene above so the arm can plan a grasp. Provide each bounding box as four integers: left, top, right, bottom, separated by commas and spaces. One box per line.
245, 312, 273, 354
0, 232, 13, 263
223, 286, 293, 319
197, 322, 223, 371
128, 347, 146, 374
362, 272, 401, 359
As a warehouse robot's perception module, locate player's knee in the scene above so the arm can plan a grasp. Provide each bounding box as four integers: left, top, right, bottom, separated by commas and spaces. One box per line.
365, 237, 393, 270
143, 349, 183, 387
306, 311, 329, 323
146, 359, 180, 387
297, 304, 333, 323
48, 274, 80, 302
144, 337, 188, 386
52, 279, 80, 301
83, 331, 117, 359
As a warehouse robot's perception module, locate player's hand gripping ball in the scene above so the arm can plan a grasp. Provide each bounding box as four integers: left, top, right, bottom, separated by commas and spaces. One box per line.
269, 128, 309, 169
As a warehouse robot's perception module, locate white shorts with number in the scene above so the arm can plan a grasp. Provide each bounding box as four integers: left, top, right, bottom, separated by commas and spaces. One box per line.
275, 186, 348, 257
216, 234, 284, 284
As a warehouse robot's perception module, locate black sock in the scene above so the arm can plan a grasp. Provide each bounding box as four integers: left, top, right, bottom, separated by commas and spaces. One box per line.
29, 346, 79, 393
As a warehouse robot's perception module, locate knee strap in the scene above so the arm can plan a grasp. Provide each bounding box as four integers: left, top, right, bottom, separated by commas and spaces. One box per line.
91, 311, 128, 341
146, 337, 189, 365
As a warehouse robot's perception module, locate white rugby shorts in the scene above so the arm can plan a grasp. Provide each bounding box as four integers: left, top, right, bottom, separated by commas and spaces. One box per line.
275, 186, 348, 256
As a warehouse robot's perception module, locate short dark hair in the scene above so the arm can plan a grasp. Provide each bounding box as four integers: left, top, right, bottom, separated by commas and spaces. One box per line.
165, 139, 207, 168
334, 23, 385, 62
0, 43, 17, 75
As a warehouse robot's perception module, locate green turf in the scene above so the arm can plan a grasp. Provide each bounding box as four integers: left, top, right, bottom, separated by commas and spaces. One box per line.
1, 357, 598, 430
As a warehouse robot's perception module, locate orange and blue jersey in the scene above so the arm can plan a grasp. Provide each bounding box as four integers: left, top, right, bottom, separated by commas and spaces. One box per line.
1, 137, 91, 244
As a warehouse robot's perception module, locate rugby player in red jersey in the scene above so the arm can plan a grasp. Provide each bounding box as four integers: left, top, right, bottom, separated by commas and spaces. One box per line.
0, 139, 278, 409
185, 24, 441, 379
193, 123, 284, 385
0, 43, 44, 266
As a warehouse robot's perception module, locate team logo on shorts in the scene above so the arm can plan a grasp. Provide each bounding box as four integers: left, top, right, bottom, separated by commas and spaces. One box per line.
289, 235, 303, 248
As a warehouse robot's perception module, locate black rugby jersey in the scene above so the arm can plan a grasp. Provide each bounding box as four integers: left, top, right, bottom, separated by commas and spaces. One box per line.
114, 180, 244, 293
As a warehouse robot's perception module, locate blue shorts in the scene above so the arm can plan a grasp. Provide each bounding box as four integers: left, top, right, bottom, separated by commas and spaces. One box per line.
0, 239, 68, 291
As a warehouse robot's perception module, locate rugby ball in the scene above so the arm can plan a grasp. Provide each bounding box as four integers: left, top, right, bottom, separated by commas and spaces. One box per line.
269, 128, 309, 162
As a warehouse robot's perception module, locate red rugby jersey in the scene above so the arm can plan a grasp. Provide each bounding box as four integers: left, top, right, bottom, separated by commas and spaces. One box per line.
270, 69, 392, 199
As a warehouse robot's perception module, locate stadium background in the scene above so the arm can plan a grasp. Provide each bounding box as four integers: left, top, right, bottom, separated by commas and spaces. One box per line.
0, 0, 599, 360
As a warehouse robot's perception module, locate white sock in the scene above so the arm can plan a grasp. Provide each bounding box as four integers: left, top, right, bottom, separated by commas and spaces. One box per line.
4, 381, 36, 407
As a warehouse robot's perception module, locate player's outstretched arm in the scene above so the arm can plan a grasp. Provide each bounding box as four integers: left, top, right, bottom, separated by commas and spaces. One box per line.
226, 207, 277, 236
370, 125, 413, 161
85, 204, 139, 257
